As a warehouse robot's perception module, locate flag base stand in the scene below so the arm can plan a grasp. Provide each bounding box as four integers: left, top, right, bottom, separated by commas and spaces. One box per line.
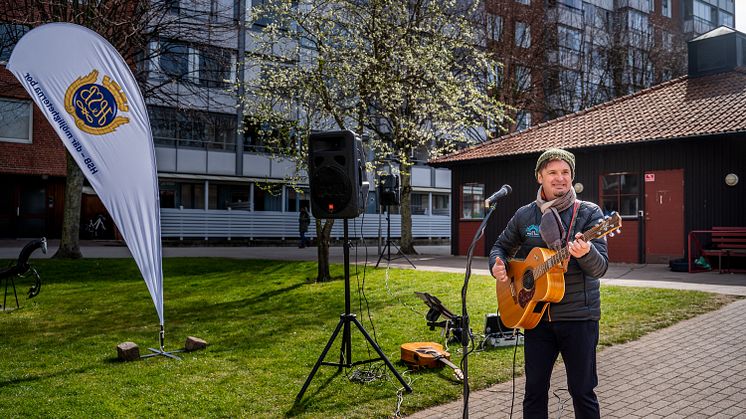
141, 325, 182, 360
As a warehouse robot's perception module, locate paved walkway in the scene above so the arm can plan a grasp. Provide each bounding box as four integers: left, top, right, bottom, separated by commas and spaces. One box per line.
410, 298, 746, 419
2, 240, 745, 417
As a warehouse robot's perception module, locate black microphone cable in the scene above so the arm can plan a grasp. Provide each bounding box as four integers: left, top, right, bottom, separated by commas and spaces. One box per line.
460, 184, 512, 419
460, 203, 496, 419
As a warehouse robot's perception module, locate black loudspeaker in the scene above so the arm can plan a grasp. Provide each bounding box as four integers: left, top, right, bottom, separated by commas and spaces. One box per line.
308, 130, 369, 219
378, 174, 400, 206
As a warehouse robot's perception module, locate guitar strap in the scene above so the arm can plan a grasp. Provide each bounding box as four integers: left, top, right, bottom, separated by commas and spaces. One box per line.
561, 201, 582, 272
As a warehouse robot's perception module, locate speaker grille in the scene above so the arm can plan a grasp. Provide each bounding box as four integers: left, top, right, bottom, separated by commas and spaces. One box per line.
310, 166, 352, 214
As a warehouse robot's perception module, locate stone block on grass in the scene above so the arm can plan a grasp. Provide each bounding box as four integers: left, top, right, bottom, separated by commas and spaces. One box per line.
185, 336, 207, 352
117, 342, 140, 361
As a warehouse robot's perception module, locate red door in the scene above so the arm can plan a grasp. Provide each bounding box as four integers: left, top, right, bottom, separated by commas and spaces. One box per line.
644, 169, 684, 263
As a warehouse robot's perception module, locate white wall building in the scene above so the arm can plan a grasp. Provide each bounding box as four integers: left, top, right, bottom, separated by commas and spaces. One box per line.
145, 0, 452, 241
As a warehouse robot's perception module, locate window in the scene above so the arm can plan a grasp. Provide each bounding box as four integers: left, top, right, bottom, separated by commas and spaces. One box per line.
461, 183, 484, 219
662, 0, 671, 18
719, 11, 734, 27
559, 70, 582, 108
0, 98, 32, 144
583, 3, 611, 31
601, 173, 639, 217
411, 193, 429, 215
199, 47, 234, 88
251, 0, 273, 28
0, 23, 29, 63
692, 0, 711, 21
558, 26, 581, 52
159, 181, 177, 208
253, 183, 282, 211
165, 0, 180, 14
286, 187, 309, 212
516, 110, 531, 131
515, 0, 530, 4
661, 31, 673, 50
627, 10, 650, 35
216, 184, 250, 210
179, 182, 206, 209
149, 106, 237, 150
487, 13, 503, 41
515, 65, 531, 92
159, 40, 190, 80
432, 194, 449, 216
559, 0, 582, 9
242, 118, 299, 153
515, 22, 530, 48
648, 0, 654, 12
487, 63, 503, 88
250, 0, 296, 30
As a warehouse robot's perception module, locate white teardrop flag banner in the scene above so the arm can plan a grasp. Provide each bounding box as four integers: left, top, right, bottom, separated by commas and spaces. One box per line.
8, 23, 164, 326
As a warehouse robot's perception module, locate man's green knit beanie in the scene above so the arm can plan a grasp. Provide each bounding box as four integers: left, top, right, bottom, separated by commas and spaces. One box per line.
535, 148, 575, 179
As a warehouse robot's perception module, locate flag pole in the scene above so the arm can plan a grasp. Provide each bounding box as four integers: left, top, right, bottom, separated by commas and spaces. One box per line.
141, 324, 182, 360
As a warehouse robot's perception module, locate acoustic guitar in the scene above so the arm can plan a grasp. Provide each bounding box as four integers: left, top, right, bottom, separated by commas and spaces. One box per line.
496, 213, 622, 330
400, 342, 464, 381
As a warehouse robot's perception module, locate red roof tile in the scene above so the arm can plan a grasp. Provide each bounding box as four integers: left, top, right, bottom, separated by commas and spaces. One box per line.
431, 68, 746, 165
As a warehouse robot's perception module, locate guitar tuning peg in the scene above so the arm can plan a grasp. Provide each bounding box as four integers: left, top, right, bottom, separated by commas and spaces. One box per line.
609, 232, 615, 238
616, 229, 621, 234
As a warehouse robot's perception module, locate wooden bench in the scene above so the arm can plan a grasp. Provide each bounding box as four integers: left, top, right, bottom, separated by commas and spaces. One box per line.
698, 227, 746, 273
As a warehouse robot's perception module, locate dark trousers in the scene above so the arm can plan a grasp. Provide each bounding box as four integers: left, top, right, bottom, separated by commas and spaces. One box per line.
523, 320, 600, 419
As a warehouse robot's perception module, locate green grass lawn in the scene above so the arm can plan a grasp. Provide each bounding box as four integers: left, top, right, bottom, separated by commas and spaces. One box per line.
0, 258, 736, 418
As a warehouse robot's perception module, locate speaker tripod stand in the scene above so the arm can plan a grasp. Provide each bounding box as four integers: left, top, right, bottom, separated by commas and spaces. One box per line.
375, 205, 416, 269
296, 219, 412, 401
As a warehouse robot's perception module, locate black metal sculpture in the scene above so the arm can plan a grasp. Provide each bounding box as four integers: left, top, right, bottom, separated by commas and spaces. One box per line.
1, 238, 47, 311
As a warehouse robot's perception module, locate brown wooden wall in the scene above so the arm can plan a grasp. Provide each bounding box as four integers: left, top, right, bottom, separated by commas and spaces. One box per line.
442, 134, 746, 262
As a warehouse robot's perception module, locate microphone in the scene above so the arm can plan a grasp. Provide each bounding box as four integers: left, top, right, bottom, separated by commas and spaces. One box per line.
484, 184, 512, 208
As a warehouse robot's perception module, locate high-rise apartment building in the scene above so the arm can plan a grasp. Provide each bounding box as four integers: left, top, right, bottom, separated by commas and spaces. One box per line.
484, 0, 735, 133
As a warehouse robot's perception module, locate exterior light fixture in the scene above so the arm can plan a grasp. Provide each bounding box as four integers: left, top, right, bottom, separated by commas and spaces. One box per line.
725, 173, 739, 186
574, 183, 584, 194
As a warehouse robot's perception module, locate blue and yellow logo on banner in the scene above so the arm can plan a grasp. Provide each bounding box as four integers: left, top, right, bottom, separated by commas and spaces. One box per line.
65, 70, 129, 135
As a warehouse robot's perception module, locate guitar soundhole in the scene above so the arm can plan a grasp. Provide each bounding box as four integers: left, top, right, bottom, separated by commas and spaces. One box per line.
518, 288, 535, 308
522, 270, 535, 290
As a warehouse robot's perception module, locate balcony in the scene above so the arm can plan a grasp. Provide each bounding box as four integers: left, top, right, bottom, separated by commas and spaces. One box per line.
614, 0, 650, 13
547, 3, 583, 29
684, 18, 715, 39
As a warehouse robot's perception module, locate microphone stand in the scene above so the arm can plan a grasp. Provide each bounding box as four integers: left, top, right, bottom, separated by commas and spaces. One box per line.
460, 199, 503, 419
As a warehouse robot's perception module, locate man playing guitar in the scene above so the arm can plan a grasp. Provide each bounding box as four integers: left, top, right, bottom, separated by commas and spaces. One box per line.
489, 148, 609, 418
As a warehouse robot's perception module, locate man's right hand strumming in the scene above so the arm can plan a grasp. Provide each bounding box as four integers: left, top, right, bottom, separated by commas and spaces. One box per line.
492, 258, 509, 282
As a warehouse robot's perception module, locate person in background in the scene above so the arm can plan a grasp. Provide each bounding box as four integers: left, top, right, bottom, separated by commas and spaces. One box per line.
299, 206, 311, 248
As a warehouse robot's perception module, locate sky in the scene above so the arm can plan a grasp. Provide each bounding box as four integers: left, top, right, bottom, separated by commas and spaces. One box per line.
738, 0, 746, 33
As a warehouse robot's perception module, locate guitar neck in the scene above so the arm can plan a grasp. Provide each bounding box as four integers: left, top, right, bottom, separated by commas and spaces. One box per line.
436, 356, 464, 381
533, 229, 598, 278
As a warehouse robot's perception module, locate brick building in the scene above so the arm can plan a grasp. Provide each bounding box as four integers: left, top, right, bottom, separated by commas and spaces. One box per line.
0, 63, 68, 238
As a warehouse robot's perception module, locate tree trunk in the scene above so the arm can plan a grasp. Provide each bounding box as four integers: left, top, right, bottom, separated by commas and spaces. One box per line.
315, 218, 334, 282
399, 168, 417, 255
54, 153, 84, 259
